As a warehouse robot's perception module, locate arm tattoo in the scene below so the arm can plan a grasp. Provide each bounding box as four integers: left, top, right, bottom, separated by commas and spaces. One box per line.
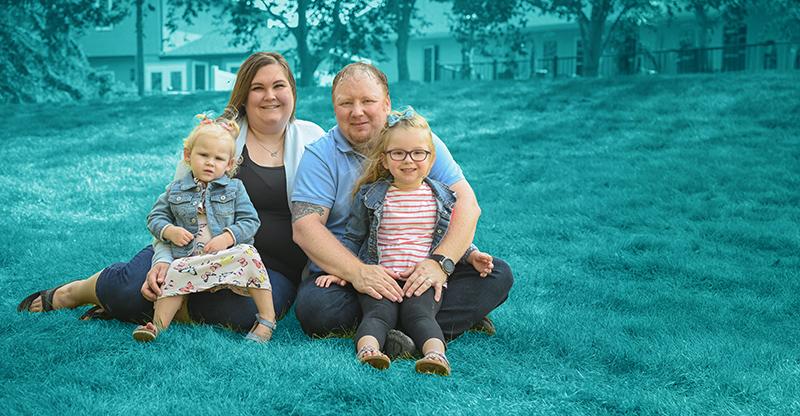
291, 202, 325, 223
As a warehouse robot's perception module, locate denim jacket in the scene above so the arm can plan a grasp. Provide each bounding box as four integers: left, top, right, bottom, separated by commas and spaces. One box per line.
341, 177, 476, 266
147, 172, 260, 262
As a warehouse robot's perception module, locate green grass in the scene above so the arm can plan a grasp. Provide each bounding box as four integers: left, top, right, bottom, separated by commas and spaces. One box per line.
2, 72, 799, 415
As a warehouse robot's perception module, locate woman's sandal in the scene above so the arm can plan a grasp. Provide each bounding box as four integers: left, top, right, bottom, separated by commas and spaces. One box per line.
244, 314, 276, 343
415, 351, 451, 376
356, 345, 391, 370
17, 284, 67, 313
132, 322, 160, 343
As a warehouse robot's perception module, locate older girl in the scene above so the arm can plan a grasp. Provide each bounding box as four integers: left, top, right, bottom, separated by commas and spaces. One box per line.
315, 108, 493, 375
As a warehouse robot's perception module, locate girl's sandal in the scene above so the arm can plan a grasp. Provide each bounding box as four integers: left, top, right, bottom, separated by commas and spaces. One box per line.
245, 314, 276, 343
415, 351, 451, 376
356, 345, 391, 370
132, 322, 160, 343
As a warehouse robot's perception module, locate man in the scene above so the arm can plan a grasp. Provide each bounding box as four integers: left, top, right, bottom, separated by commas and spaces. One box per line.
291, 62, 513, 356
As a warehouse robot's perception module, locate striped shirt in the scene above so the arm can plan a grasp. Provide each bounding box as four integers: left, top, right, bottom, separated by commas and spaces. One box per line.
377, 183, 437, 275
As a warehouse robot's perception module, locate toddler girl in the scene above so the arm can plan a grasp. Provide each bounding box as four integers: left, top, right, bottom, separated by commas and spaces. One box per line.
315, 108, 493, 375
133, 113, 276, 343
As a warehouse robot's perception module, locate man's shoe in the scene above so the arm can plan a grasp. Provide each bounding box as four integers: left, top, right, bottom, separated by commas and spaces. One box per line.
384, 329, 416, 359
469, 316, 496, 336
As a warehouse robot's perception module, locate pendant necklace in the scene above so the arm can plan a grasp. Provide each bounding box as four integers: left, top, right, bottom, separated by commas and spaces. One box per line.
250, 128, 285, 158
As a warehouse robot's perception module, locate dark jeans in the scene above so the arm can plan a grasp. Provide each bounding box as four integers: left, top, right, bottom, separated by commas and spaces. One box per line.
94, 246, 298, 332
356, 288, 443, 350
295, 257, 514, 340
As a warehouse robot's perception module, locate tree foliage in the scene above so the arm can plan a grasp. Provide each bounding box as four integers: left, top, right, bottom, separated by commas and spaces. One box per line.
438, 0, 529, 77
167, 0, 390, 86
0, 1, 127, 103
526, 0, 659, 77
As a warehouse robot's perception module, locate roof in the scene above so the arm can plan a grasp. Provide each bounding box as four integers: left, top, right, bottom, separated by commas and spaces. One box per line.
162, 28, 293, 57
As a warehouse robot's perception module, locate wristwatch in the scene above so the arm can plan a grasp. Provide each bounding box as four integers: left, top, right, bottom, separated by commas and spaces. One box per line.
429, 254, 455, 276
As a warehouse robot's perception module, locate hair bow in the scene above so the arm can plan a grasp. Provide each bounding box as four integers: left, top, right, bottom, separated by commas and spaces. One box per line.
194, 111, 215, 125
386, 106, 416, 127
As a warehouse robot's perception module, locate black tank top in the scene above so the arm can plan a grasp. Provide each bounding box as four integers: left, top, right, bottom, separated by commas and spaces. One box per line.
235, 146, 307, 286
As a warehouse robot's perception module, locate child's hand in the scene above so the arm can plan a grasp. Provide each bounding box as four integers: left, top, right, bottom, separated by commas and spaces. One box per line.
315, 274, 348, 288
163, 225, 194, 247
468, 250, 494, 278
204, 232, 234, 254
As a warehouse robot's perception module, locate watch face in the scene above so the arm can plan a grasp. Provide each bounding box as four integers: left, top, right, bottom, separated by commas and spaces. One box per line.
442, 258, 455, 274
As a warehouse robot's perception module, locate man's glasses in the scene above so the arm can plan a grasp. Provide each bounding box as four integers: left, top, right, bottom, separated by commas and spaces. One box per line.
384, 149, 431, 162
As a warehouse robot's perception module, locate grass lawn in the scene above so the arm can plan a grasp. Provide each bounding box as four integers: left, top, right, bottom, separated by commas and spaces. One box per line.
1, 72, 799, 415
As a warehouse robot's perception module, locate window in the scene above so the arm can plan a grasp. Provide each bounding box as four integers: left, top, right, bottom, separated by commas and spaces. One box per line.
543, 40, 557, 76
423, 45, 440, 82
169, 71, 182, 92
195, 64, 206, 91
723, 22, 747, 72
151, 72, 162, 92
763, 41, 777, 70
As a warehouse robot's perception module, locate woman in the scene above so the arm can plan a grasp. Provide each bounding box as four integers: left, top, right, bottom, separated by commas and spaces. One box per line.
17, 52, 325, 334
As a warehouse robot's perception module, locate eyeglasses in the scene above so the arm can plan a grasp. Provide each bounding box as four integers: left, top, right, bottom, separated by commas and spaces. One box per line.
384, 149, 431, 162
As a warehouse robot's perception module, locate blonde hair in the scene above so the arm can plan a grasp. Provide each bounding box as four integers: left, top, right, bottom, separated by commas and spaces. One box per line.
352, 107, 435, 196
332, 62, 389, 101
183, 112, 242, 176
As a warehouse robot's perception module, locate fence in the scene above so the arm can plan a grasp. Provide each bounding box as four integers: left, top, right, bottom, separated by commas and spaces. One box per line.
436, 42, 800, 81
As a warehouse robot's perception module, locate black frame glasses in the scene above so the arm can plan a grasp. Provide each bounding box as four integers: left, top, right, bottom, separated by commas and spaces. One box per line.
384, 149, 431, 162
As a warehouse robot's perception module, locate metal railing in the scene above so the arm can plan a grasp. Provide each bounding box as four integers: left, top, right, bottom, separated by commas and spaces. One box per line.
435, 42, 800, 81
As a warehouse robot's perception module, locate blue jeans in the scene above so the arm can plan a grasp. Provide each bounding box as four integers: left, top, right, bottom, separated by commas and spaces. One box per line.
95, 246, 297, 332
294, 257, 514, 340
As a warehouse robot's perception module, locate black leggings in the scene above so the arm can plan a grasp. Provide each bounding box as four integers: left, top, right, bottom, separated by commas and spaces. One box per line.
355, 288, 443, 351
296, 258, 514, 340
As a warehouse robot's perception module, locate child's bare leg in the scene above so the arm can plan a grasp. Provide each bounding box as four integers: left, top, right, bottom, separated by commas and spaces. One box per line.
249, 288, 275, 339
356, 335, 391, 369
152, 295, 185, 330
356, 335, 381, 355
28, 272, 102, 312
420, 338, 446, 356
415, 338, 450, 375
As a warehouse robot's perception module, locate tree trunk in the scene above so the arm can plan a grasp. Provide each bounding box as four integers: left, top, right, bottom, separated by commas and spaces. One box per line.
293, 0, 315, 87
460, 46, 473, 80
135, 0, 144, 96
692, 1, 712, 72
582, 6, 610, 77
395, 0, 414, 82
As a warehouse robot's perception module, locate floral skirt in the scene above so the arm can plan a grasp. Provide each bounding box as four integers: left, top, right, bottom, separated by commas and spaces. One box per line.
159, 244, 270, 299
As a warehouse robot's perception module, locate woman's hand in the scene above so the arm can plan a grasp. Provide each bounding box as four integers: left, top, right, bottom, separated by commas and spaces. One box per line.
315, 274, 348, 288
468, 250, 494, 277
204, 232, 234, 254
141, 262, 169, 301
163, 225, 194, 247
399, 259, 447, 301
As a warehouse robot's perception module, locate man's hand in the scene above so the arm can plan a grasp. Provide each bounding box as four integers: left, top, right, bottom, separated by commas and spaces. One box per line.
315, 274, 348, 288
468, 250, 494, 277
204, 231, 234, 254
141, 262, 169, 301
351, 265, 404, 302
400, 259, 447, 301
163, 225, 193, 247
